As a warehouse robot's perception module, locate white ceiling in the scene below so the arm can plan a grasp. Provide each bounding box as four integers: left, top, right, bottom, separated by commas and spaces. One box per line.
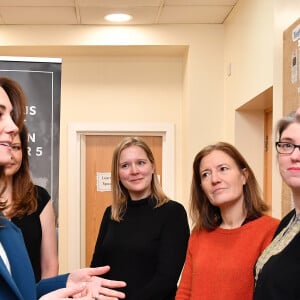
0, 0, 239, 25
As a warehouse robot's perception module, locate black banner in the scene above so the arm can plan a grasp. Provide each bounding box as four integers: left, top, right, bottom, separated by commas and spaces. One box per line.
0, 57, 62, 217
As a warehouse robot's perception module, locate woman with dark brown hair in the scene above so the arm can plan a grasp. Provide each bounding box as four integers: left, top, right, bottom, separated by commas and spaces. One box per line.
0, 77, 126, 300
1, 124, 58, 282
176, 142, 279, 300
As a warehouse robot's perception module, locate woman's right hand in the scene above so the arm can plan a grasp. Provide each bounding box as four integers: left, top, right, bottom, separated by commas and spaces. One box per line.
39, 285, 91, 300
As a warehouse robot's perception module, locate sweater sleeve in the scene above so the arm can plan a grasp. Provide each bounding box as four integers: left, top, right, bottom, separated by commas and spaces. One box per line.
175, 231, 194, 300
132, 202, 190, 300
36, 273, 69, 298
90, 206, 111, 267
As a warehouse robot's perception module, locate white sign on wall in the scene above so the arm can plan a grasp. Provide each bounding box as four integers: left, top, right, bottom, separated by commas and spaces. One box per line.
97, 172, 111, 192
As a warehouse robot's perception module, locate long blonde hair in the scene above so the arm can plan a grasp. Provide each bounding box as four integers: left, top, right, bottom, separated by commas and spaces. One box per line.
110, 137, 169, 221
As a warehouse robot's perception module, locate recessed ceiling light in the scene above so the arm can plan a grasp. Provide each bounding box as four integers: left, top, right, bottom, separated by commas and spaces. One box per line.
104, 13, 132, 23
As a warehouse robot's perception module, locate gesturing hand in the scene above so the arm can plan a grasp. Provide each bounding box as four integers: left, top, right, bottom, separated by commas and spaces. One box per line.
39, 285, 92, 300
66, 266, 126, 299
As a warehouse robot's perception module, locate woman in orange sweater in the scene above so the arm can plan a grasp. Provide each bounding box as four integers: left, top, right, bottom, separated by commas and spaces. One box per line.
175, 142, 279, 300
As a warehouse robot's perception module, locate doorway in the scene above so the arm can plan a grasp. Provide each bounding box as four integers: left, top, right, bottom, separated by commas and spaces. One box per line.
264, 109, 272, 211
85, 135, 162, 266
67, 122, 175, 270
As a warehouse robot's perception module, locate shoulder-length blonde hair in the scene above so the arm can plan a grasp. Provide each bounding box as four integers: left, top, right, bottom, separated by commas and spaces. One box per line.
111, 137, 169, 221
190, 142, 268, 231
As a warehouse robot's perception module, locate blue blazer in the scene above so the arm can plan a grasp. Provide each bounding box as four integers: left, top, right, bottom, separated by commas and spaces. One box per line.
0, 216, 67, 300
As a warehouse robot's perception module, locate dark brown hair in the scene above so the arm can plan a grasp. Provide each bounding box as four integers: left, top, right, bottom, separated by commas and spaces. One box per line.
0, 77, 26, 212
0, 77, 26, 130
6, 125, 37, 218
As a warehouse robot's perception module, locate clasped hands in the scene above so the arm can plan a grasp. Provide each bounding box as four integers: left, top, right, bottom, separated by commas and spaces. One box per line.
39, 266, 126, 300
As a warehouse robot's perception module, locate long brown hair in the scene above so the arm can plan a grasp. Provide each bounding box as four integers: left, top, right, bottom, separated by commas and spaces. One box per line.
111, 137, 169, 221
0, 77, 26, 212
6, 125, 37, 219
190, 142, 268, 231
0, 77, 26, 131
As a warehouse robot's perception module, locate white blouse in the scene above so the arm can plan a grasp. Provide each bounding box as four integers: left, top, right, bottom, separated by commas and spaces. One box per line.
0, 242, 11, 274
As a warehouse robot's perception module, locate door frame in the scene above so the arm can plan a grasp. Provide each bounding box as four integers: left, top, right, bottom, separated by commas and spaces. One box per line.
67, 122, 175, 270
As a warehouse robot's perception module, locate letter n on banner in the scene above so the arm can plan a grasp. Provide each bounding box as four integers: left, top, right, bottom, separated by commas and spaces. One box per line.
0, 57, 62, 221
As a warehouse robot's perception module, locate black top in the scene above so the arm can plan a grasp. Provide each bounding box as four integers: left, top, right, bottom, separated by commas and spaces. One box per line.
254, 209, 300, 300
12, 185, 51, 282
90, 197, 190, 300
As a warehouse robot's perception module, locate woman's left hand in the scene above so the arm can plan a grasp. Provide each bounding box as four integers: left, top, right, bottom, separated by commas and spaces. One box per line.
66, 266, 126, 299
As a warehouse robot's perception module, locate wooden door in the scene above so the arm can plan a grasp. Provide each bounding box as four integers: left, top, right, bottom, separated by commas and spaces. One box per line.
264, 109, 272, 212
85, 135, 162, 266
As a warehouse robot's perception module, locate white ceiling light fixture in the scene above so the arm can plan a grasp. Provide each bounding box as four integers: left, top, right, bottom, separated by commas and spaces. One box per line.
104, 13, 132, 23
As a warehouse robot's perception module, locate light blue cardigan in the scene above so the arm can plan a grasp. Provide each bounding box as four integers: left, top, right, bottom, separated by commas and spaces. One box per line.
0, 215, 68, 299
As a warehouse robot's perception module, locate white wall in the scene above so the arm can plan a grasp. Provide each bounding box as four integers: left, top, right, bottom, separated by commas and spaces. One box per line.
223, 0, 273, 214
224, 0, 300, 218
224, 0, 274, 142
273, 1, 300, 217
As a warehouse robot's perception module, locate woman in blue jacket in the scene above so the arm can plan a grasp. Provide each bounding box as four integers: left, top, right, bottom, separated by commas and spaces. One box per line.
0, 77, 126, 300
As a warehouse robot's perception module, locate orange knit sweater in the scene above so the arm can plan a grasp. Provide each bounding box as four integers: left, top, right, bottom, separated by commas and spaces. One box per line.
175, 215, 279, 300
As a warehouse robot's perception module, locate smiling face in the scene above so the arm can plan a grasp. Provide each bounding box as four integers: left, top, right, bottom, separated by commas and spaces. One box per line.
278, 122, 300, 193
0, 87, 19, 165
4, 133, 22, 177
118, 145, 154, 200
199, 150, 247, 209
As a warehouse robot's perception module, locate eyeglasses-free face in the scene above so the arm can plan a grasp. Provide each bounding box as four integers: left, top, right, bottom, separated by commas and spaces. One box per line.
275, 142, 300, 154
4, 133, 22, 177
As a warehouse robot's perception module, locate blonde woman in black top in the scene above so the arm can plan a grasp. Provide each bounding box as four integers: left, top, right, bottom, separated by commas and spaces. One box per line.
91, 137, 190, 300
